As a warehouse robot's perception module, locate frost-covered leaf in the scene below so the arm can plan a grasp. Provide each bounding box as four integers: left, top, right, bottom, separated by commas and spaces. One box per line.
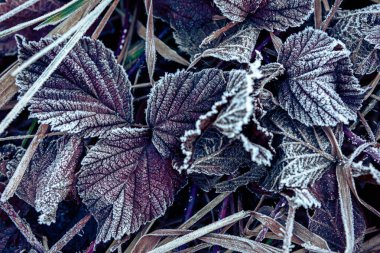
213, 0, 262, 22
16, 36, 133, 137
7, 138, 57, 207
309, 169, 366, 252
6, 135, 83, 223
214, 0, 313, 31
329, 4, 380, 75
35, 136, 83, 225
154, 0, 222, 56
215, 165, 267, 193
351, 161, 380, 184
262, 109, 337, 189
0, 0, 62, 56
77, 127, 183, 242
365, 25, 380, 49
288, 189, 320, 209
277, 28, 365, 126
147, 69, 227, 158
184, 127, 255, 176
193, 23, 259, 64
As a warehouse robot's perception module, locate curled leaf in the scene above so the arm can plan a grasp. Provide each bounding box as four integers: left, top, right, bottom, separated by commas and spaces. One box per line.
277, 28, 365, 126
77, 127, 182, 242
146, 69, 227, 158
16, 36, 133, 137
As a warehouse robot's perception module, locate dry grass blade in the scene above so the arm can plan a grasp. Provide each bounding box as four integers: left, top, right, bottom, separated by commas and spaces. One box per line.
201, 21, 238, 46
144, 0, 156, 84
48, 214, 92, 253
314, 0, 322, 29
336, 164, 355, 253
282, 203, 296, 253
0, 0, 113, 136
0, 0, 82, 39
124, 222, 155, 253
149, 211, 251, 253
322, 0, 343, 31
361, 234, 380, 252
0, 62, 18, 109
1, 124, 49, 202
137, 21, 190, 66
91, 0, 120, 40
270, 32, 283, 53
0, 201, 46, 252
0, 0, 41, 23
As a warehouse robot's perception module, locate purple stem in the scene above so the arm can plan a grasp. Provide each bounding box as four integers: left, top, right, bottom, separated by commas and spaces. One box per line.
184, 185, 198, 221
343, 126, 380, 164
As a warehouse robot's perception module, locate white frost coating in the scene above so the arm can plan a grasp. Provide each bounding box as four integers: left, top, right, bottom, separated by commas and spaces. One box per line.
302, 242, 334, 253
35, 136, 83, 225
352, 161, 380, 185
0, 0, 41, 24
240, 135, 272, 166
194, 23, 260, 64
289, 189, 321, 209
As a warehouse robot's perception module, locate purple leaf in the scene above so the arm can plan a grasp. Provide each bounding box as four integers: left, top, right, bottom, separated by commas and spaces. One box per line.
329, 4, 380, 75
146, 69, 227, 158
309, 169, 366, 252
262, 109, 338, 189
214, 0, 313, 31
0, 144, 18, 176
16, 36, 133, 137
213, 0, 262, 22
0, 0, 62, 56
77, 127, 183, 242
194, 23, 260, 64
6, 136, 83, 224
35, 135, 84, 225
183, 127, 255, 176
154, 0, 222, 56
277, 28, 365, 126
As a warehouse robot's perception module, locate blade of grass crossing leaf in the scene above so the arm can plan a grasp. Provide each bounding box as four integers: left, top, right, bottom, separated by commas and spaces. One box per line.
0, 0, 85, 39
0, 0, 113, 136
1, 124, 49, 202
0, 0, 41, 23
282, 203, 296, 253
144, 0, 156, 84
336, 165, 355, 253
149, 211, 250, 253
136, 21, 189, 66
35, 0, 87, 30
91, 0, 120, 40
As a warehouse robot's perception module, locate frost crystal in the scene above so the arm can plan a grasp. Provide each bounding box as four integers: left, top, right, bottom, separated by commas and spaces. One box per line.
214, 0, 313, 31
16, 36, 134, 137
147, 69, 227, 158
277, 28, 365, 126
329, 4, 380, 75
77, 127, 182, 242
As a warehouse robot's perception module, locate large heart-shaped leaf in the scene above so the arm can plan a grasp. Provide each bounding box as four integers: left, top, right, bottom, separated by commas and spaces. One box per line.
77, 127, 183, 242
277, 28, 365, 127
146, 69, 227, 158
16, 36, 133, 137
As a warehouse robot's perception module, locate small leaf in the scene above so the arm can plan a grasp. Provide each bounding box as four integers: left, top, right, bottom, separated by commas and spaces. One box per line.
0, 0, 62, 56
287, 189, 321, 209
262, 109, 338, 189
329, 4, 380, 75
146, 69, 227, 158
77, 127, 183, 242
193, 23, 259, 64
351, 161, 380, 184
309, 169, 366, 252
214, 0, 313, 31
16, 36, 133, 137
277, 28, 365, 126
184, 127, 255, 176
154, 0, 222, 56
35, 135, 83, 225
